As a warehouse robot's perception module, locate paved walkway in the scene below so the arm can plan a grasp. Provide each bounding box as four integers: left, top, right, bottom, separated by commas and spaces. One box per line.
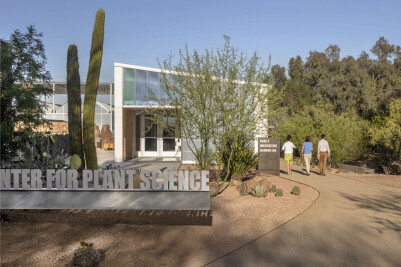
96, 151, 180, 171
209, 163, 401, 267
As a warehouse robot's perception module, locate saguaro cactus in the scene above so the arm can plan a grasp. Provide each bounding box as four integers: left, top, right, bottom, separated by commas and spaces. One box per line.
83, 9, 105, 170
67, 45, 84, 169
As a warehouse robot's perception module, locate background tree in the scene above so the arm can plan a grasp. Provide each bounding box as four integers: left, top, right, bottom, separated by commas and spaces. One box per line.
285, 56, 311, 114
155, 36, 271, 194
369, 98, 401, 173
0, 25, 51, 165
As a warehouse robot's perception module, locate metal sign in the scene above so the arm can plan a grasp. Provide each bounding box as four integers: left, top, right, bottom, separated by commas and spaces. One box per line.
0, 169, 210, 210
258, 138, 280, 176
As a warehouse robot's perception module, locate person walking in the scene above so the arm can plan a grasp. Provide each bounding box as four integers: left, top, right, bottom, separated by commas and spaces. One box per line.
317, 134, 330, 176
282, 135, 296, 175
301, 136, 313, 176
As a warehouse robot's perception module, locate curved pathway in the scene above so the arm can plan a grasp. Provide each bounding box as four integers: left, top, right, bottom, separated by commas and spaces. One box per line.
208, 163, 401, 266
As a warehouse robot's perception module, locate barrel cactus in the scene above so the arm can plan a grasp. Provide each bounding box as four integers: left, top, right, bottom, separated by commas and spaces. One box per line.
70, 154, 82, 170
275, 188, 283, 197
67, 44, 84, 170
83, 9, 105, 170
291, 186, 301, 195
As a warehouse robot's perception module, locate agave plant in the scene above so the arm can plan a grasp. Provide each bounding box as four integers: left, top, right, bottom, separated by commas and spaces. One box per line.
222, 137, 259, 186
250, 183, 268, 197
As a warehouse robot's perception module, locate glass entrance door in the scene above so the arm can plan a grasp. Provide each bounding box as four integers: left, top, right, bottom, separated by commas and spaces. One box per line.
144, 115, 179, 157
162, 116, 177, 157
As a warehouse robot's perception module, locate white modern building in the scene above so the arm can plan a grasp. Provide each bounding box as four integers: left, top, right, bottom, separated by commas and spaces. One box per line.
114, 63, 269, 163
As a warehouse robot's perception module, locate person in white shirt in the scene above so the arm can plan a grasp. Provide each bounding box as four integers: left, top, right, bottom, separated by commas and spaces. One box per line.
282, 135, 296, 175
317, 134, 330, 176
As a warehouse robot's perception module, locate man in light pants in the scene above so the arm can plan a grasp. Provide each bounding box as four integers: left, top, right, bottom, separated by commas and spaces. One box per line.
318, 134, 331, 176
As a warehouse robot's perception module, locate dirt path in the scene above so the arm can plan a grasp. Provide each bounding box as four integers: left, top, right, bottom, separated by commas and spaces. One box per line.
208, 163, 401, 266
0, 174, 318, 266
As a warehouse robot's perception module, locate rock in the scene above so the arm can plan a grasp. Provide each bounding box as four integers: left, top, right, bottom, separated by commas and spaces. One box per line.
241, 176, 272, 194
238, 183, 248, 196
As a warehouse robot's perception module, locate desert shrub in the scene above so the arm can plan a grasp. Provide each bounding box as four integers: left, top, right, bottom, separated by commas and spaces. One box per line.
274, 104, 369, 163
72, 244, 101, 267
250, 183, 268, 197
271, 184, 277, 193
23, 134, 70, 169
70, 154, 82, 170
291, 186, 301, 195
275, 188, 283, 197
369, 99, 401, 174
222, 137, 259, 183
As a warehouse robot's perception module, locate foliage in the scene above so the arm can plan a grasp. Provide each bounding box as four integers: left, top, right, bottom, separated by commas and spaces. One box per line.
271, 184, 277, 193
72, 245, 101, 267
275, 188, 283, 197
221, 136, 259, 185
291, 186, 301, 195
155, 36, 274, 195
23, 134, 70, 170
269, 37, 400, 172
0, 25, 52, 165
274, 104, 369, 163
369, 98, 401, 172
101, 163, 121, 170
67, 45, 84, 170
250, 183, 268, 197
83, 9, 105, 170
70, 154, 82, 170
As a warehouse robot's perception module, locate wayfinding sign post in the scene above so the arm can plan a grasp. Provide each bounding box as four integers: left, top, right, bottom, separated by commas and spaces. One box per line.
258, 138, 280, 176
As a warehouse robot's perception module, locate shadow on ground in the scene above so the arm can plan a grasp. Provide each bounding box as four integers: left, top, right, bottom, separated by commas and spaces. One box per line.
1, 209, 213, 226
338, 190, 401, 234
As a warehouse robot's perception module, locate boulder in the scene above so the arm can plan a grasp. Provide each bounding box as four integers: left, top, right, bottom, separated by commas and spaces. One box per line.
239, 175, 272, 194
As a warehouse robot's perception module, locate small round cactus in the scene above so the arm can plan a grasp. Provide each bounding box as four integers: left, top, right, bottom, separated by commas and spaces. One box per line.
70, 154, 82, 170
291, 186, 301, 195
275, 188, 283, 197
271, 184, 277, 193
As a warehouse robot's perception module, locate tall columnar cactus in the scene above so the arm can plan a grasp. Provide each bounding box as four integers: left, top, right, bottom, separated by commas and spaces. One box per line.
67, 45, 84, 169
83, 9, 105, 170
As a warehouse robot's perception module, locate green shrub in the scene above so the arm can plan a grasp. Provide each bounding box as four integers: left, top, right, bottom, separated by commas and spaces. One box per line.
250, 183, 268, 197
275, 188, 283, 197
291, 186, 301, 195
274, 104, 369, 163
222, 137, 259, 183
72, 246, 101, 267
70, 154, 82, 170
271, 184, 277, 193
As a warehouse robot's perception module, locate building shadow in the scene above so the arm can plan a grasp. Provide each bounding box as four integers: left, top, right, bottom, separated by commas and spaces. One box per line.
1, 209, 213, 226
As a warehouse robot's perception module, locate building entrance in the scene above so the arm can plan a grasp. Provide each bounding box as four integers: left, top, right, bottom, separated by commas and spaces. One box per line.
143, 115, 178, 157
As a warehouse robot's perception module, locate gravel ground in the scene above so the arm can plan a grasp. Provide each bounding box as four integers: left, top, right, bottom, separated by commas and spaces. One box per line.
0, 175, 318, 267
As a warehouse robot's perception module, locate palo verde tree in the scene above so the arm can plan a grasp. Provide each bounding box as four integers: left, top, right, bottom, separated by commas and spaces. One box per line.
154, 36, 272, 195
66, 44, 84, 169
83, 9, 105, 170
0, 25, 51, 166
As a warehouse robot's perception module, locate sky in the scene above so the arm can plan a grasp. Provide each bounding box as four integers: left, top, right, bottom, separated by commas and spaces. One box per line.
1, 0, 400, 83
